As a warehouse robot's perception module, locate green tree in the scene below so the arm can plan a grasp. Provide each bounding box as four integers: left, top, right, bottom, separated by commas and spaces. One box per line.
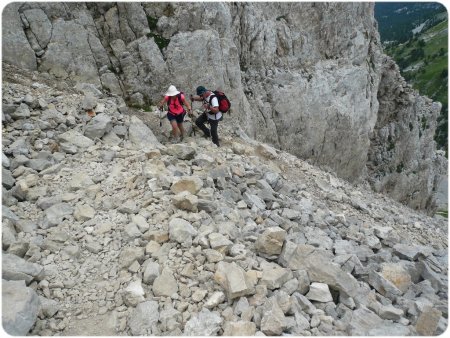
409, 47, 425, 61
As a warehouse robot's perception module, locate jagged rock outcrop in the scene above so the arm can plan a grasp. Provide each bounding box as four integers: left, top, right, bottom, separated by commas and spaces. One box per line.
2, 3, 37, 71
368, 56, 447, 211
1, 62, 448, 336
2, 2, 446, 212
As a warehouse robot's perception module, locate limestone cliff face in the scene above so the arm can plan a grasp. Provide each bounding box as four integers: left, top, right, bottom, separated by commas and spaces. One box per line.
2, 2, 446, 212
368, 56, 446, 211
231, 2, 382, 183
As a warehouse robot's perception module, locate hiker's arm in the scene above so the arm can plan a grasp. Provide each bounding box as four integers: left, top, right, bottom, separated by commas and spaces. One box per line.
182, 97, 192, 113
158, 97, 167, 110
191, 95, 202, 102
209, 105, 219, 114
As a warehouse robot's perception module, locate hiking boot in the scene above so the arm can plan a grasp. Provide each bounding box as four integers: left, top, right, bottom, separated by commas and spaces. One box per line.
180, 135, 184, 142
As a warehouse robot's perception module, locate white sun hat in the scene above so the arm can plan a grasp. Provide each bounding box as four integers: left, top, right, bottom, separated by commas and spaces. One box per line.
165, 85, 180, 96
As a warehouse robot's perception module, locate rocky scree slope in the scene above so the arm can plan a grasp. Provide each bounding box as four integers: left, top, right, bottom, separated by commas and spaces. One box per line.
1, 1, 447, 213
1, 63, 448, 336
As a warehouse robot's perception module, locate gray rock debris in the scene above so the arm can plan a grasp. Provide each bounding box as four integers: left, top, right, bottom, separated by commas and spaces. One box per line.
0, 62, 447, 336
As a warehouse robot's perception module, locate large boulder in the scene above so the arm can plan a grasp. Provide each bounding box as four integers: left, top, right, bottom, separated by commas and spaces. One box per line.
2, 253, 44, 284
152, 268, 178, 297
58, 129, 95, 149
2, 279, 41, 335
279, 242, 360, 300
128, 115, 161, 150
214, 262, 256, 300
128, 301, 159, 335
255, 226, 286, 257
183, 308, 223, 336
168, 218, 198, 247
84, 114, 113, 139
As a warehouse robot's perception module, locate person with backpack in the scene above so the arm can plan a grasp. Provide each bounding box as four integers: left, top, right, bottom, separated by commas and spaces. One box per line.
158, 85, 192, 143
191, 86, 229, 147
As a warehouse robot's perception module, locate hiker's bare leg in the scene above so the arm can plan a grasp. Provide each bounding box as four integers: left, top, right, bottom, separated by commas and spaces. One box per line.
170, 120, 179, 138
178, 123, 185, 140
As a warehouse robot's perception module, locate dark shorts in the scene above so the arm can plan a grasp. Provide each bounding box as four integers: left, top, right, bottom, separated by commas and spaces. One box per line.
167, 112, 186, 124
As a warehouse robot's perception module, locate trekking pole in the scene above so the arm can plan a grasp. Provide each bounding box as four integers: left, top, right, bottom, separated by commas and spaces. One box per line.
190, 97, 196, 136
159, 106, 162, 127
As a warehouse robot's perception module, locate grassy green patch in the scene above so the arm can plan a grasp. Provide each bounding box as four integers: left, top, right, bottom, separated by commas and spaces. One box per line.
145, 12, 170, 51
436, 209, 448, 218
426, 19, 448, 35
147, 32, 170, 51
147, 16, 158, 30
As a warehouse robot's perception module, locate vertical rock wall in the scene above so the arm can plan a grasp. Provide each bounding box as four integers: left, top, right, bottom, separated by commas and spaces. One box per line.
232, 2, 383, 182
2, 2, 37, 71
368, 56, 446, 211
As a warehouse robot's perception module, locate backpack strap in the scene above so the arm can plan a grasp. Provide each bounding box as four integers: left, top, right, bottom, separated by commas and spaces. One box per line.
209, 94, 218, 107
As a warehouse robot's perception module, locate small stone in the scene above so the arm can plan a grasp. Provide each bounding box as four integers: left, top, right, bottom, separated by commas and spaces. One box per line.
204, 291, 226, 309
152, 268, 178, 297
184, 308, 223, 335
223, 321, 257, 336
172, 191, 198, 212
255, 226, 286, 256
415, 307, 442, 336
192, 289, 208, 302
145, 241, 161, 255
122, 280, 145, 307
168, 218, 197, 247
305, 282, 333, 303
171, 176, 203, 195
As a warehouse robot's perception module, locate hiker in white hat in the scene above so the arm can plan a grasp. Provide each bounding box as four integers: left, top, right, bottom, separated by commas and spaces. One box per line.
158, 85, 192, 143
